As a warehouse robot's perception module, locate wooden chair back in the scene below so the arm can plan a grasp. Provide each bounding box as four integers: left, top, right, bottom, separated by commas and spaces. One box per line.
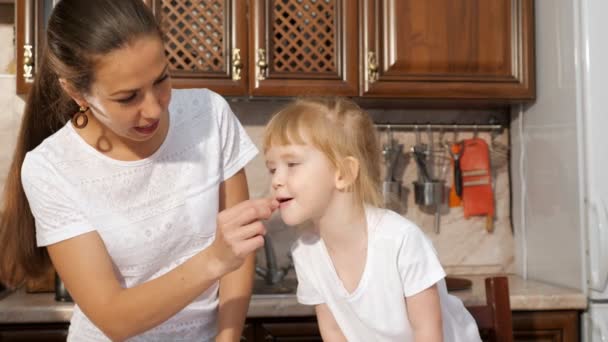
466, 276, 514, 342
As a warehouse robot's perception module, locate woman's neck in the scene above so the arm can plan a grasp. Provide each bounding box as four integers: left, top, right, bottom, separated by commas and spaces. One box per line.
76, 112, 169, 161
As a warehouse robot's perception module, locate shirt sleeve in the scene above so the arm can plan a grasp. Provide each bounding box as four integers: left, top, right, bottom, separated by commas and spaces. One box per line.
292, 243, 324, 305
398, 226, 446, 297
21, 153, 95, 247
214, 93, 258, 181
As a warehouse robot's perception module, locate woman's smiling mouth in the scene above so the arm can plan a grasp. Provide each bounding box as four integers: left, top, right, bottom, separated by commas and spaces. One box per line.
133, 120, 160, 135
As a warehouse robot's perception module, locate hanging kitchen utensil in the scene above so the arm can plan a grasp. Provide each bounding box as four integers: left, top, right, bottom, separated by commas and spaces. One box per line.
459, 137, 495, 232
382, 125, 403, 210
446, 126, 463, 208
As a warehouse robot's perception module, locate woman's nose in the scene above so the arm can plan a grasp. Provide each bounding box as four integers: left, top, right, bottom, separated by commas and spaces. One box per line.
141, 90, 163, 119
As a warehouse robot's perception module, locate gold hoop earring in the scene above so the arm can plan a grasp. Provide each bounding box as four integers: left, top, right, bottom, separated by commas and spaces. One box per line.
72, 106, 89, 129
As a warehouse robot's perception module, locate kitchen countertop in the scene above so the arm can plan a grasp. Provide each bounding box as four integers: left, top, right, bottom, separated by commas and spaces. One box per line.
0, 274, 587, 324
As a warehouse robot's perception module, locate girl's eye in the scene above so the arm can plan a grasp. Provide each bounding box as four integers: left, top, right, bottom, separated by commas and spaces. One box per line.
268, 168, 276, 175
287, 163, 299, 167
117, 93, 137, 104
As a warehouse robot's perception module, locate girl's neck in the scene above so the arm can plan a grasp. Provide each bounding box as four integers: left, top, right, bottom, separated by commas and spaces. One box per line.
314, 193, 368, 252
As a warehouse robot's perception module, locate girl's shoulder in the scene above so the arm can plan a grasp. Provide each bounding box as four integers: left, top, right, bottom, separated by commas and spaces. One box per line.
367, 206, 422, 238
290, 229, 321, 259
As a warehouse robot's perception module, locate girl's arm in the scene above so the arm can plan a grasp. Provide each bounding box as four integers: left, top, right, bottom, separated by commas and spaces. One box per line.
406, 284, 444, 342
215, 169, 256, 342
315, 304, 347, 342
48, 188, 275, 341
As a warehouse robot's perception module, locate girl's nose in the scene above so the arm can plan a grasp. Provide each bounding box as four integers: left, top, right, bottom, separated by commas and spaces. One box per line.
271, 171, 284, 189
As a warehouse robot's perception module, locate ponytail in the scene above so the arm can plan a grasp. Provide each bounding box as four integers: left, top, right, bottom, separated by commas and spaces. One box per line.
0, 53, 76, 288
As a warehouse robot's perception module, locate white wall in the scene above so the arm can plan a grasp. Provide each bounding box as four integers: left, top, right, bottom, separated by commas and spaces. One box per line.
511, 0, 586, 290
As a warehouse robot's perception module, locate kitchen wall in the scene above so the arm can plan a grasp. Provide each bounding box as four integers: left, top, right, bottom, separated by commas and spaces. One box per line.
0, 4, 514, 277
0, 4, 22, 195
510, 0, 586, 291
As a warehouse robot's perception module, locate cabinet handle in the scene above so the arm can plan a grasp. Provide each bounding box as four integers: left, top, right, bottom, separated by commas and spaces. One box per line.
23, 44, 34, 80
232, 48, 243, 81
257, 49, 268, 81
367, 51, 379, 83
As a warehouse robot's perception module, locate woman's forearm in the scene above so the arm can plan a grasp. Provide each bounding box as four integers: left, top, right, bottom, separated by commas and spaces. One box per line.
215, 253, 256, 342
94, 247, 226, 341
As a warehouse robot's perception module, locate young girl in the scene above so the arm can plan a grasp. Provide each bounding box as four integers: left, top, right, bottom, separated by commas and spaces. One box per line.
263, 98, 481, 342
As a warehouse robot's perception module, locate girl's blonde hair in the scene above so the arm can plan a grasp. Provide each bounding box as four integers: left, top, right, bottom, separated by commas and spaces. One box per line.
263, 97, 382, 208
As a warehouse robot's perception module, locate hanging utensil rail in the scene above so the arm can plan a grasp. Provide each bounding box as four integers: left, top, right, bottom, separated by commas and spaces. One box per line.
375, 123, 503, 132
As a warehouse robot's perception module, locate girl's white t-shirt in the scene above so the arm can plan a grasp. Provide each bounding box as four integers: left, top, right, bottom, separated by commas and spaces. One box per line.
291, 207, 482, 342
21, 88, 258, 342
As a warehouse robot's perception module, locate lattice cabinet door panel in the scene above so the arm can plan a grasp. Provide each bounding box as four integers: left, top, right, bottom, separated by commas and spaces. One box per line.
250, 0, 358, 96
361, 0, 535, 101
146, 0, 247, 95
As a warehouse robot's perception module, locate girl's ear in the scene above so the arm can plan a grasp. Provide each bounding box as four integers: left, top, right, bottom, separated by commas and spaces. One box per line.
58, 78, 87, 108
335, 156, 360, 191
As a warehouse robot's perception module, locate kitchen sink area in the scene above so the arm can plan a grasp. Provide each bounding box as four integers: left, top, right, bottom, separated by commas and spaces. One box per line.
253, 278, 297, 296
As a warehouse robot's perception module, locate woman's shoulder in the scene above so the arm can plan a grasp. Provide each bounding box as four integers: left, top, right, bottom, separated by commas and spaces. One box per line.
23, 124, 74, 170
170, 88, 229, 112
169, 88, 232, 127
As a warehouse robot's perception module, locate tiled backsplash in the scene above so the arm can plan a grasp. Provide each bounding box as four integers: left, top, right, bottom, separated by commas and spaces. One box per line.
0, 9, 513, 277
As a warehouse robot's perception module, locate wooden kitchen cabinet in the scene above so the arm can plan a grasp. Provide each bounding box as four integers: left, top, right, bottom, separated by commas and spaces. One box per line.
249, 0, 358, 96
512, 310, 580, 342
15, 0, 49, 95
152, 0, 358, 97
16, 0, 535, 102
253, 317, 322, 341
361, 0, 535, 101
0, 323, 69, 342
145, 0, 249, 95
0, 310, 580, 341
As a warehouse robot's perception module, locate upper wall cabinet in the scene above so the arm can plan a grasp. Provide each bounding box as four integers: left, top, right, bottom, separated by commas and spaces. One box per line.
151, 0, 358, 97
16, 0, 535, 102
361, 0, 535, 100
249, 0, 358, 96
146, 0, 248, 95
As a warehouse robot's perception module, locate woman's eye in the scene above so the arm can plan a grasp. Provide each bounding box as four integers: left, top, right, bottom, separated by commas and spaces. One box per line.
117, 93, 137, 104
287, 163, 299, 167
268, 168, 276, 175
155, 74, 170, 85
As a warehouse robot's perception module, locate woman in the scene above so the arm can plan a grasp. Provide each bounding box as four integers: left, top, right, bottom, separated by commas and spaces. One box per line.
0, 1, 275, 341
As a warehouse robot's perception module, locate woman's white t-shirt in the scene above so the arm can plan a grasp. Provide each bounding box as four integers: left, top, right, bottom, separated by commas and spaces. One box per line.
21, 88, 258, 341
291, 207, 482, 342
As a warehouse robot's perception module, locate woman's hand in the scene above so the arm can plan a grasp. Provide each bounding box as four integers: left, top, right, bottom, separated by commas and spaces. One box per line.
209, 198, 278, 275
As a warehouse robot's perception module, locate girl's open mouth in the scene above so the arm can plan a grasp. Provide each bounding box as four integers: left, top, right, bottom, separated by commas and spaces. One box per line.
277, 197, 293, 208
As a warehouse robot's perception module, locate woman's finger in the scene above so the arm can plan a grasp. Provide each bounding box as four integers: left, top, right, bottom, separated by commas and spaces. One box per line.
235, 234, 265, 257
225, 220, 267, 242
219, 198, 276, 228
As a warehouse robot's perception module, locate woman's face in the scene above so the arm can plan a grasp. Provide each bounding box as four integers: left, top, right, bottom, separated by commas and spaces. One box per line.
81, 34, 172, 144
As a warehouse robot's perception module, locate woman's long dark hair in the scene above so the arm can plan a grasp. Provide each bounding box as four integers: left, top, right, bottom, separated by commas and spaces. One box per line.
0, 0, 162, 287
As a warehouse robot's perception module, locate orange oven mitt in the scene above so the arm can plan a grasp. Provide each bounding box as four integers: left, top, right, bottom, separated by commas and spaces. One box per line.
459, 138, 495, 232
